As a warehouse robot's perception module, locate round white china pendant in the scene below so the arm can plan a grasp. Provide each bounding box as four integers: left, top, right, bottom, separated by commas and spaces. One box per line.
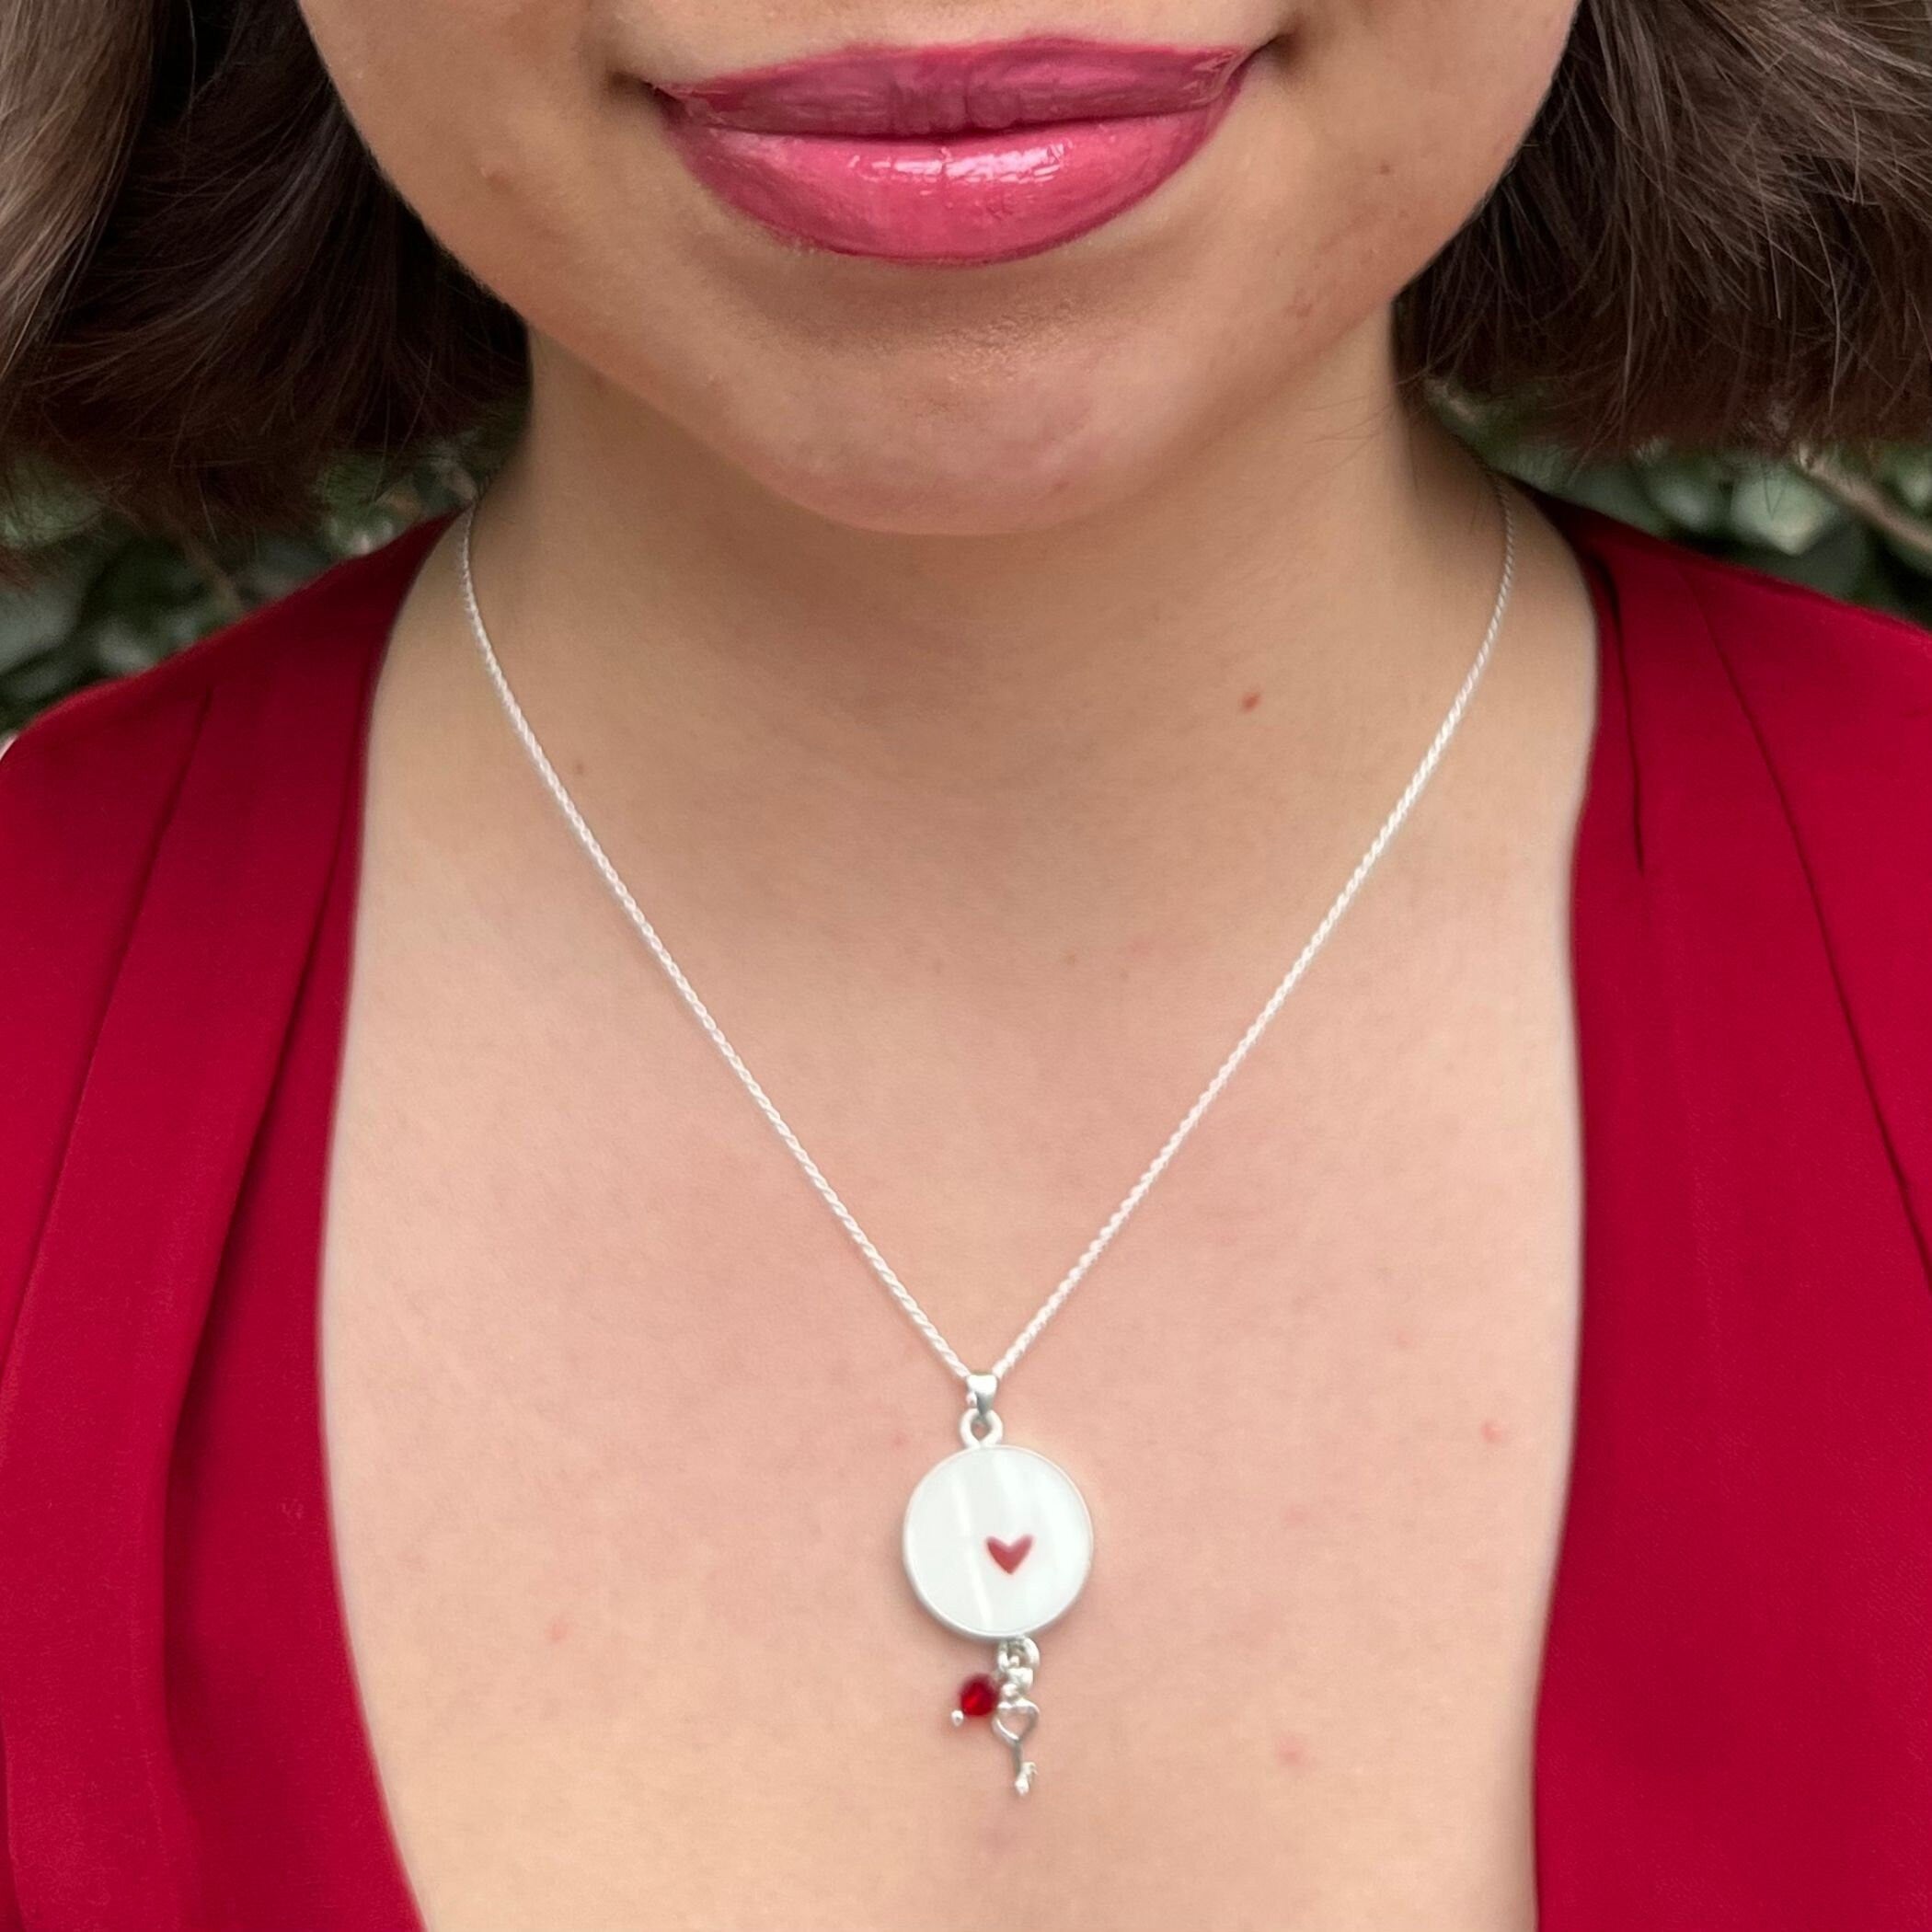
902, 1443, 1094, 1640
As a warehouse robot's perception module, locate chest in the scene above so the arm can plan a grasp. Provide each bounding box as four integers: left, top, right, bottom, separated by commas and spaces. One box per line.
316, 803, 1586, 1929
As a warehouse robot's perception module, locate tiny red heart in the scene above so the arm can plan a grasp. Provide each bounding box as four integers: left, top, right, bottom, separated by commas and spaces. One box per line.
986, 1534, 1034, 1574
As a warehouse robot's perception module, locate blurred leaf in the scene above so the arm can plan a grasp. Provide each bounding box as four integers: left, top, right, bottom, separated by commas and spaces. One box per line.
1726, 465, 1848, 555
1639, 454, 1734, 537
1731, 516, 1874, 601
0, 573, 86, 674
1880, 448, 1932, 513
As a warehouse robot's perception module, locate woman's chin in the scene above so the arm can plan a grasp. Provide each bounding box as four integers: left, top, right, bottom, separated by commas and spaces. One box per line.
732, 436, 1164, 537
695, 385, 1202, 537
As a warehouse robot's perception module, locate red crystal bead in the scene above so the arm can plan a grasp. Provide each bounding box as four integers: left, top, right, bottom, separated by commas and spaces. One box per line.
956, 1673, 999, 1719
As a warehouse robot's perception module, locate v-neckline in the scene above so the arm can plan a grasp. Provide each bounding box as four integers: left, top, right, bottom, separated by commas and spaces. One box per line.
297, 483, 1631, 1928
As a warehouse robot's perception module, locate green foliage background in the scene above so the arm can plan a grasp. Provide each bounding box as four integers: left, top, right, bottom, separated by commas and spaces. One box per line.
6, 388, 1932, 738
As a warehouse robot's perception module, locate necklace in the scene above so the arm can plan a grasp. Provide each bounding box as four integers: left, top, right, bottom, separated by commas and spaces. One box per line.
457, 466, 1517, 1796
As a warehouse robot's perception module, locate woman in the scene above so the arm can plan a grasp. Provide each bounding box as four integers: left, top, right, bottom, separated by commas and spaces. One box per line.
2, 0, 1930, 1925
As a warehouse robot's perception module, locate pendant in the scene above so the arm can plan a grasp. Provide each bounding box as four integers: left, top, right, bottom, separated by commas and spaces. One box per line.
901, 1373, 1094, 1794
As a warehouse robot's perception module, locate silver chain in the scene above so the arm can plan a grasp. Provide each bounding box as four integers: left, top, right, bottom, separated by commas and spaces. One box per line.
457, 466, 1516, 1397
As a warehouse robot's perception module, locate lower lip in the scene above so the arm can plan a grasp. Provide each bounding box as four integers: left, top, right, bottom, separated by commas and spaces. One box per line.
654, 63, 1255, 267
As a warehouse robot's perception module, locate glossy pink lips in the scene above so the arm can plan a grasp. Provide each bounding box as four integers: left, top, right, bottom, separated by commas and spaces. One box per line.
648, 35, 1259, 266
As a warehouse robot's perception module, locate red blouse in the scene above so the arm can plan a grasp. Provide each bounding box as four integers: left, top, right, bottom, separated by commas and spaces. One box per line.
1, 489, 1929, 1930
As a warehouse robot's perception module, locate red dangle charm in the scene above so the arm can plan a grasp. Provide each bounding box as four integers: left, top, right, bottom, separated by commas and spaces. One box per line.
953, 1673, 1000, 1719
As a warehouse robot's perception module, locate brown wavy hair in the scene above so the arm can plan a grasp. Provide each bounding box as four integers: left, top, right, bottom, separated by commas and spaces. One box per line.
3, 0, 1931, 562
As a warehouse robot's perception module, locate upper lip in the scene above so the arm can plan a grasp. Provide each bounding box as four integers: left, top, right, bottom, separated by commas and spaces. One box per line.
649, 34, 1261, 138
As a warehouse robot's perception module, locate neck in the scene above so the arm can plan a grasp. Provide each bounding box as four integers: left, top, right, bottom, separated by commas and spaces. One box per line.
455, 315, 1512, 955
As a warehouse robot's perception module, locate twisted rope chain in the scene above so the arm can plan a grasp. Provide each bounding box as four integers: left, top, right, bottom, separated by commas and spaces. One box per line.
459, 467, 1516, 1396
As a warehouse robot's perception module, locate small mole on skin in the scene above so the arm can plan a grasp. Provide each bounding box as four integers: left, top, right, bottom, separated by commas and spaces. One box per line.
1480, 1418, 1509, 1445
1239, 689, 1263, 713
546, 1615, 571, 1644
1273, 1731, 1311, 1768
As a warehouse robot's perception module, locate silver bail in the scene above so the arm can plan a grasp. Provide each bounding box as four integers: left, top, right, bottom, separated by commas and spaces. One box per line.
960, 1371, 1003, 1447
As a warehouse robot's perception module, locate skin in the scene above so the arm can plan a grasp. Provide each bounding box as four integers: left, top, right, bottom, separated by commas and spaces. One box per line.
299, 0, 1600, 1924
